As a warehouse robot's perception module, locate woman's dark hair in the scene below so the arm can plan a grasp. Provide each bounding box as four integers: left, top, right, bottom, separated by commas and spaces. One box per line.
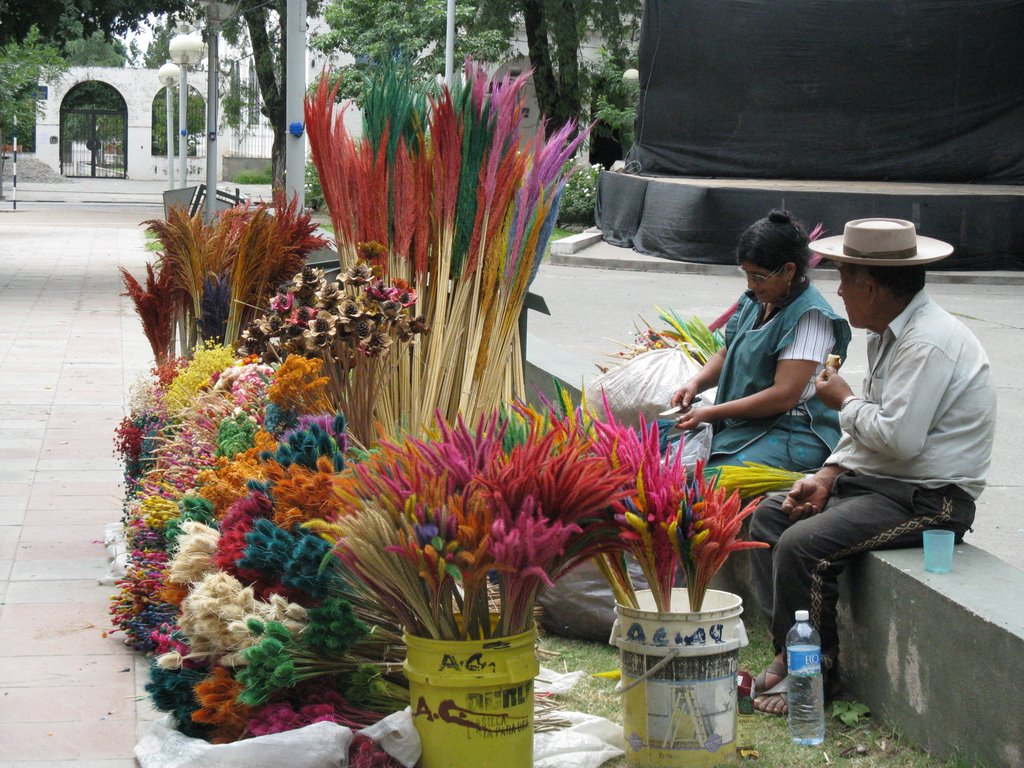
735, 209, 810, 279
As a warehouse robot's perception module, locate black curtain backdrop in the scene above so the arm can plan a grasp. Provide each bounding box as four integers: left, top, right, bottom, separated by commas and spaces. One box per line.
630, 0, 1024, 183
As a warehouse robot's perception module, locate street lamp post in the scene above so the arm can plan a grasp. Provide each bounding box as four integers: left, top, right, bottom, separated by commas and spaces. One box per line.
205, 2, 236, 223
157, 61, 180, 190
169, 28, 204, 189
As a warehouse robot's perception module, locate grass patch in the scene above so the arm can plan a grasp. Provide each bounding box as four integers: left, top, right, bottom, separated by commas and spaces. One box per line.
144, 227, 161, 252
538, 609, 958, 767
232, 166, 273, 185
543, 226, 576, 262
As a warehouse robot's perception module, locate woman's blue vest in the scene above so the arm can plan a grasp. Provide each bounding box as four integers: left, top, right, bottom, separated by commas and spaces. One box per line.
712, 282, 851, 462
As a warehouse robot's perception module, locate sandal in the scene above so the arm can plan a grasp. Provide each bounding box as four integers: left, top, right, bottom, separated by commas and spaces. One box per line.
752, 659, 787, 694
752, 676, 789, 716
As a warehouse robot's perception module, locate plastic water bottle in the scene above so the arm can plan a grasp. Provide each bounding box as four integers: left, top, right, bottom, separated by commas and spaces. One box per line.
786, 609, 825, 745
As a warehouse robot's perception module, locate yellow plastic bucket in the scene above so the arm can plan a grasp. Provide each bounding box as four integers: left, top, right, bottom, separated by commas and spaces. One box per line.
403, 626, 539, 768
613, 588, 745, 767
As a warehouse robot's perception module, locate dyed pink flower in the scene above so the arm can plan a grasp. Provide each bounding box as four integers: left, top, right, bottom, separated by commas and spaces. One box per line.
270, 292, 294, 313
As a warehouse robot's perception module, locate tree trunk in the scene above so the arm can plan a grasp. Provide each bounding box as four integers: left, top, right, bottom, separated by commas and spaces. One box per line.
521, 0, 582, 137
549, 0, 582, 131
521, 0, 559, 137
242, 1, 287, 189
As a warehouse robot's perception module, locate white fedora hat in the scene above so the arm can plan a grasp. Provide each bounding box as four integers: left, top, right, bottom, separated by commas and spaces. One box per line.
809, 218, 953, 266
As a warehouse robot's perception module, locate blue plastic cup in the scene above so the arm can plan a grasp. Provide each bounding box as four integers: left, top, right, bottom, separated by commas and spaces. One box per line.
923, 530, 955, 573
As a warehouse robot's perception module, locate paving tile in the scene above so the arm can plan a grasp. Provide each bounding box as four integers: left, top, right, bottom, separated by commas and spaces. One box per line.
33, 469, 123, 486
0, 496, 28, 513
4, 579, 118, 604
0, 682, 136, 723
10, 558, 110, 581
0, 526, 19, 559
0, 509, 26, 527
29, 479, 122, 497
21, 506, 120, 529
0, 654, 134, 688
0, 426, 47, 440
0, 720, 137, 762
1, 470, 37, 484
36, 458, 119, 472
0, 760, 136, 768
0, 602, 121, 656
0, 460, 39, 471
0, 484, 34, 499
0, 392, 57, 406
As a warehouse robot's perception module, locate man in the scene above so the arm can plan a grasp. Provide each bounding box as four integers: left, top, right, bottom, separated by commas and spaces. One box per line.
748, 218, 997, 715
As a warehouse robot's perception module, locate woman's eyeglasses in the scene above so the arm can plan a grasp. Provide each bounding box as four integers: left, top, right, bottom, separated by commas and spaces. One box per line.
739, 266, 784, 284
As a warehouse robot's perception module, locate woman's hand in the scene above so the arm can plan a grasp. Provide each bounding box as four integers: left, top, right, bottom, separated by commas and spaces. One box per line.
670, 380, 701, 412
674, 406, 711, 431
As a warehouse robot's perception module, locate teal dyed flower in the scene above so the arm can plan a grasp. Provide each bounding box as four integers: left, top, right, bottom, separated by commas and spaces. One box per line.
281, 531, 335, 598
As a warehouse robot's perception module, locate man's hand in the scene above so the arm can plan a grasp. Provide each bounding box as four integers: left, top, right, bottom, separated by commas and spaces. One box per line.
815, 370, 854, 411
781, 475, 833, 522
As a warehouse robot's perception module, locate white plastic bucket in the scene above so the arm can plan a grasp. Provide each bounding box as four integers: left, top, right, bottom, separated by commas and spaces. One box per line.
612, 588, 746, 767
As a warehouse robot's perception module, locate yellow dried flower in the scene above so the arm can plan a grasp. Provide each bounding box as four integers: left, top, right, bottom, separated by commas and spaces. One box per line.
163, 343, 237, 414
142, 495, 179, 530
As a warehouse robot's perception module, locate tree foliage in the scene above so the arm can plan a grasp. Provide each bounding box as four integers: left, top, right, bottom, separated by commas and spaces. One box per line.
64, 32, 131, 67
0, 27, 67, 146
217, 0, 325, 189
496, 0, 639, 136
0, 0, 190, 49
314, 0, 640, 142
312, 0, 515, 97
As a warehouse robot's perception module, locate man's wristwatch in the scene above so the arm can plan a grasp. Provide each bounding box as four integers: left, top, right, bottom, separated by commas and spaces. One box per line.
840, 395, 861, 411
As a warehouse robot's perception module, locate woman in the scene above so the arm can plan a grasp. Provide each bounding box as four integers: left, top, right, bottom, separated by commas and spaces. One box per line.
670, 210, 851, 472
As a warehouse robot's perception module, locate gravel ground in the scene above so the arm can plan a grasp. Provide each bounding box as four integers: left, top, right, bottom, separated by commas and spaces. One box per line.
0, 154, 64, 183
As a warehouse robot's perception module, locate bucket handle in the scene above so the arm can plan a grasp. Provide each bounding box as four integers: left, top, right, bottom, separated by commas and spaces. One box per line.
616, 647, 680, 695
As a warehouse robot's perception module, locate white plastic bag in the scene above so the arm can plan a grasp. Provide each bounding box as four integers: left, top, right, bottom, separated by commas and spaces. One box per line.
135, 716, 354, 768
591, 348, 712, 428
358, 710, 420, 768
533, 711, 625, 768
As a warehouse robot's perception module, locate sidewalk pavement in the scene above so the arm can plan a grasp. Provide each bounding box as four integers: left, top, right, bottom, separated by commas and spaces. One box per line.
2, 178, 274, 208
0, 203, 1019, 764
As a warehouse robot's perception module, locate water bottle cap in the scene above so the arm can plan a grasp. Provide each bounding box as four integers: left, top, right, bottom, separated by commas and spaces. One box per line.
795, 610, 809, 621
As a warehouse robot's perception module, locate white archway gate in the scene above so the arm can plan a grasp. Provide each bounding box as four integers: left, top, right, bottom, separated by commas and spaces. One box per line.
36, 66, 210, 182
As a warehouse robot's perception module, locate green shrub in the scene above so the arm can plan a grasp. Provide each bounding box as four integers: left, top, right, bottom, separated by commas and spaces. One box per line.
232, 165, 273, 184
556, 162, 601, 227
305, 161, 324, 211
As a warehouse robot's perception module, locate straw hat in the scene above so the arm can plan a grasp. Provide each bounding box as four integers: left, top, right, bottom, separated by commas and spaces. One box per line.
809, 218, 953, 266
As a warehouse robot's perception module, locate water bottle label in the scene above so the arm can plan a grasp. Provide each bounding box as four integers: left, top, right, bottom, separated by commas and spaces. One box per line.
788, 645, 821, 675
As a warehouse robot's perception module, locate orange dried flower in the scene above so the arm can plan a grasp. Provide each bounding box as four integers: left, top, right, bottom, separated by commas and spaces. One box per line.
192, 666, 253, 741
196, 450, 268, 517
264, 457, 342, 530
157, 582, 190, 606
267, 355, 333, 414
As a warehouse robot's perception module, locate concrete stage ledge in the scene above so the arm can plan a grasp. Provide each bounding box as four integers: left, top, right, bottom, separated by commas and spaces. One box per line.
551, 235, 1024, 287
549, 229, 603, 255
526, 333, 1024, 768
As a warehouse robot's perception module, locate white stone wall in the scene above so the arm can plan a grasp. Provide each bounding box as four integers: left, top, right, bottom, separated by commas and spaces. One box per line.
36, 65, 213, 182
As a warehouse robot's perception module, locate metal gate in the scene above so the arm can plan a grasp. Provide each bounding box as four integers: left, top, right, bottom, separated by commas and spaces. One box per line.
60, 108, 127, 178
